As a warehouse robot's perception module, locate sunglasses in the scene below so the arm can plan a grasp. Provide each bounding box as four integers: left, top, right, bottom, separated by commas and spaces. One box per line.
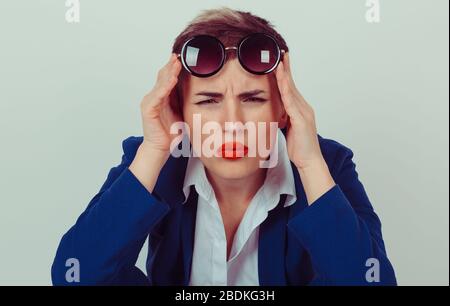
177, 33, 286, 78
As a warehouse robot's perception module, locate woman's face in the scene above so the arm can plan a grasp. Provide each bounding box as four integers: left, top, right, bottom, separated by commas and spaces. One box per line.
182, 58, 286, 180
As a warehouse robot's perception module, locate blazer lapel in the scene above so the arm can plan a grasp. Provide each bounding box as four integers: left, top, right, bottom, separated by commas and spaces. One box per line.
180, 186, 198, 285
258, 161, 309, 286
258, 194, 289, 285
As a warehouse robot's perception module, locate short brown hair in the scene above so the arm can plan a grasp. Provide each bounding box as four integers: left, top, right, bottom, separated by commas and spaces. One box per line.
172, 7, 289, 55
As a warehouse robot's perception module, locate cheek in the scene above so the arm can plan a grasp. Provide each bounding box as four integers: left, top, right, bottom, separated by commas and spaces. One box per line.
183, 107, 219, 155
243, 103, 279, 158
183, 108, 216, 132
245, 101, 279, 127
255, 120, 278, 157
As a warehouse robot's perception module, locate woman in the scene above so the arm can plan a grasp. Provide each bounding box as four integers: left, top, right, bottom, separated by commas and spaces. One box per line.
52, 8, 396, 286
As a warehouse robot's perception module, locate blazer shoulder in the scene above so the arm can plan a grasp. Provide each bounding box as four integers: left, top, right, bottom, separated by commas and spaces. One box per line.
121, 136, 144, 163
317, 134, 354, 176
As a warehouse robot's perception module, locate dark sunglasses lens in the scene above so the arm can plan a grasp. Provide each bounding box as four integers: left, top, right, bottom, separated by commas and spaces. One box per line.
239, 34, 280, 74
182, 36, 224, 76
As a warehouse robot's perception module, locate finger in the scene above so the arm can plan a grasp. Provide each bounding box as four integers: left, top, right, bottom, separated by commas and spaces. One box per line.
151, 54, 180, 95
276, 61, 315, 126
162, 55, 182, 87
163, 58, 183, 106
283, 53, 307, 111
170, 57, 182, 77
275, 61, 301, 118
278, 54, 313, 116
283, 52, 292, 76
280, 52, 293, 87
156, 75, 178, 103
283, 54, 309, 106
167, 53, 177, 66
157, 54, 178, 82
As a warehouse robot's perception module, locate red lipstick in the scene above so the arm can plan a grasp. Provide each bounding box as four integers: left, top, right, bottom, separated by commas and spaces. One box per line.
218, 142, 249, 160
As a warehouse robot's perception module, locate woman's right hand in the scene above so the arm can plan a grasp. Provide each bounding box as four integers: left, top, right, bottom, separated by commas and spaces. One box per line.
141, 53, 183, 154
129, 54, 183, 193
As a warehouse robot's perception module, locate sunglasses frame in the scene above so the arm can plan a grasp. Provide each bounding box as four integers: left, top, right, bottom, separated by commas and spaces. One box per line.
177, 33, 286, 78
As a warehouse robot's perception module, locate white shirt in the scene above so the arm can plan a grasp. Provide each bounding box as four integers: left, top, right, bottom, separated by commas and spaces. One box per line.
183, 129, 297, 286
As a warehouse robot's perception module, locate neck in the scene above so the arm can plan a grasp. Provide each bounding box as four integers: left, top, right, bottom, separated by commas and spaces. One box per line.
205, 167, 267, 209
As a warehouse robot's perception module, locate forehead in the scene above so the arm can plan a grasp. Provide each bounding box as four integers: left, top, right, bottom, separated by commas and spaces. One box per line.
184, 59, 273, 95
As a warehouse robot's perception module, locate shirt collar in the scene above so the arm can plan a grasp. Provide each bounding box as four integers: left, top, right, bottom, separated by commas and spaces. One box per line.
182, 129, 297, 207
182, 155, 213, 203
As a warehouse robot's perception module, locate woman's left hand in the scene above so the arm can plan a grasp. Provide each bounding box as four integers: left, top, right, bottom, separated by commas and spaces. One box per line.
275, 52, 336, 205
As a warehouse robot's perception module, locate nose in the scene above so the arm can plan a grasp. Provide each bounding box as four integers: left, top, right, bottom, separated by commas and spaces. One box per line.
222, 96, 245, 135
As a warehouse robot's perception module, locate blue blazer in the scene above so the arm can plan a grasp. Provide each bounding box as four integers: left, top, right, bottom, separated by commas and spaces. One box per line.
52, 135, 397, 286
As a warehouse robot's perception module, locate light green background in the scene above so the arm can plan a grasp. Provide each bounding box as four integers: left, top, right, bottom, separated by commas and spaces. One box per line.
0, 0, 448, 285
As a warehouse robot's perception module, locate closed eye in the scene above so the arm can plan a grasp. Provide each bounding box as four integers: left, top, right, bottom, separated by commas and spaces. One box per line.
195, 99, 219, 105
195, 97, 267, 105
243, 97, 267, 103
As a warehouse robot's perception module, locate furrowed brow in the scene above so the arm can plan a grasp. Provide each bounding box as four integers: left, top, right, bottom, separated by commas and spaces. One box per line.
238, 90, 265, 100
195, 91, 224, 98
195, 89, 266, 100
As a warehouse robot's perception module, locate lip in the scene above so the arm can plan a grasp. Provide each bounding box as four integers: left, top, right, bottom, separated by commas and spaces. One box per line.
218, 142, 249, 160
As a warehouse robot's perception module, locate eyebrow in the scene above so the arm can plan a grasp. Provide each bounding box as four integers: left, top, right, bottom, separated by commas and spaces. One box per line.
195, 89, 266, 100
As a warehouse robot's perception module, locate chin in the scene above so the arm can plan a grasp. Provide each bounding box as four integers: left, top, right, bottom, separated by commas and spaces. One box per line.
204, 157, 262, 180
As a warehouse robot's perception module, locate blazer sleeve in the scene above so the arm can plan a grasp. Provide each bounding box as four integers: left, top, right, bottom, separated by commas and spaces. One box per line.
51, 137, 170, 286
287, 144, 397, 285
